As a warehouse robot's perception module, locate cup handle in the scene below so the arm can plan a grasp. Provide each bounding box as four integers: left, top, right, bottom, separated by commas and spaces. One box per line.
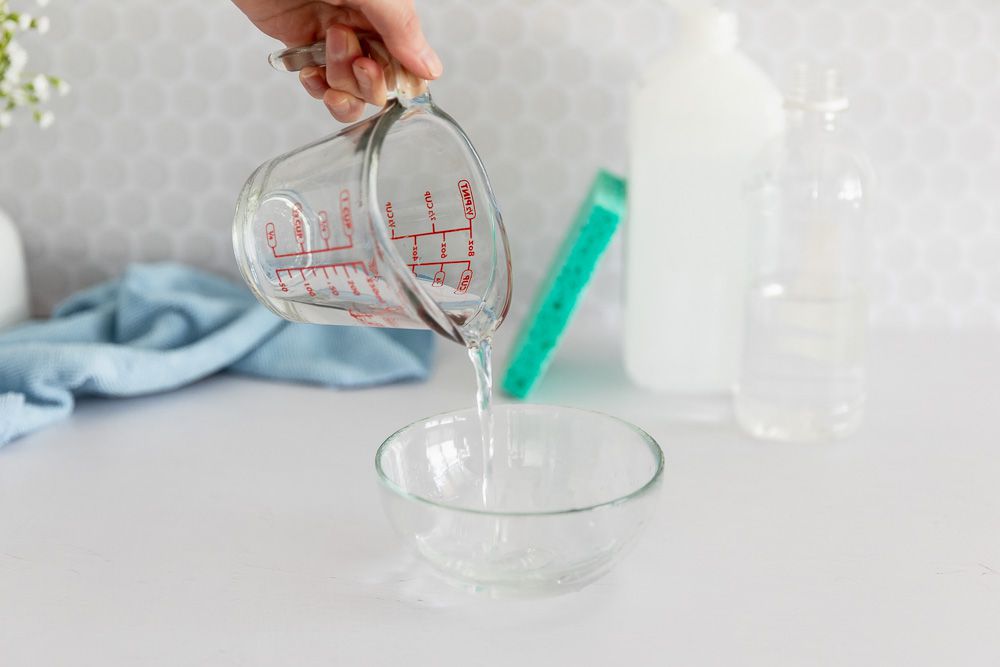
268, 33, 428, 105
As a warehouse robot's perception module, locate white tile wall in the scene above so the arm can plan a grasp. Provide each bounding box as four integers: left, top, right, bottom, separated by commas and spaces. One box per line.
0, 0, 997, 332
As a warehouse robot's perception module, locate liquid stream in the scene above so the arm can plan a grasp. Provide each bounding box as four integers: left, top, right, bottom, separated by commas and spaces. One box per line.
466, 337, 495, 510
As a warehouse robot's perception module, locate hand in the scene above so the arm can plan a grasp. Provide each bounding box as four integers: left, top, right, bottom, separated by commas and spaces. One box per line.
232, 0, 442, 122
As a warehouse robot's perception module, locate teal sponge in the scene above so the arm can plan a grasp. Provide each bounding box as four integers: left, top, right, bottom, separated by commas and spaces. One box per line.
501, 170, 626, 399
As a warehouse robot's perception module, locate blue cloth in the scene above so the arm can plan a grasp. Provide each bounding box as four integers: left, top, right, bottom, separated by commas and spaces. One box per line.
0, 263, 435, 446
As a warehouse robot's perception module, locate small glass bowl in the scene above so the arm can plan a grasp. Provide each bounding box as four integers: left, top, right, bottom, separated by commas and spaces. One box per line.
375, 404, 664, 597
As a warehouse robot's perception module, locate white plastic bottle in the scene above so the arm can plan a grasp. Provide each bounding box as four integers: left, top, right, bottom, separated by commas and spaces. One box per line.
624, 3, 783, 411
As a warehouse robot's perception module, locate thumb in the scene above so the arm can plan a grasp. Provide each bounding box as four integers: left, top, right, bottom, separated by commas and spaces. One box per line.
356, 0, 443, 79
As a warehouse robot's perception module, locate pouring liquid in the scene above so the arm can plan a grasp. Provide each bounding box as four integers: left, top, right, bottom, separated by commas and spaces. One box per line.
455, 288, 503, 511
465, 334, 551, 575
467, 338, 495, 509
467, 336, 514, 566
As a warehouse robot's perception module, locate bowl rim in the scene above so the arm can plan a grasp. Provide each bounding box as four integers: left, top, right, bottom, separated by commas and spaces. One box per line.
374, 403, 665, 517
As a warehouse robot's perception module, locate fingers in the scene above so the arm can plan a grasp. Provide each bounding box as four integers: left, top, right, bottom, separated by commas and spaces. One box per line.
357, 0, 443, 80
324, 25, 364, 100
352, 57, 388, 108
301, 64, 366, 123
299, 66, 328, 100
297, 26, 390, 123
323, 89, 366, 123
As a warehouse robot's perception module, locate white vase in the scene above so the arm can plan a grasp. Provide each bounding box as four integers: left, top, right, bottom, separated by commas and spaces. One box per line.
0, 205, 30, 329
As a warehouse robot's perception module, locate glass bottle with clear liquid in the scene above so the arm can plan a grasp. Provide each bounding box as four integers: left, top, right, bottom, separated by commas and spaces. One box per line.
735, 66, 873, 442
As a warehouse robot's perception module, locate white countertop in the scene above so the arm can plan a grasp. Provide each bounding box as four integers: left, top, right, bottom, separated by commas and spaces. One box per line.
1, 331, 998, 666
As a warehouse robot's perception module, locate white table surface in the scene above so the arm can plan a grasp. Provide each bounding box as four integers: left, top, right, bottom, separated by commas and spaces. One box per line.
1, 331, 998, 666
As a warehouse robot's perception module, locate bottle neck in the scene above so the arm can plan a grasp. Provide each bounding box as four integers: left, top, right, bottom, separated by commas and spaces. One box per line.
783, 65, 848, 135
786, 106, 842, 135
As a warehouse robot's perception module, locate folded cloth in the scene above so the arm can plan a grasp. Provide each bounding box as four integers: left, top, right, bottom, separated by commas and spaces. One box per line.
0, 263, 435, 446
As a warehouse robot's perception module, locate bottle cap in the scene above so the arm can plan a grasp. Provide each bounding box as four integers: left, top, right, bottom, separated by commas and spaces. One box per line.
666, 2, 739, 51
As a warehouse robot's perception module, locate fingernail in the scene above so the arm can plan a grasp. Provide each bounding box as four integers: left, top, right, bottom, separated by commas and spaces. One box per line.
330, 98, 352, 116
328, 26, 349, 55
420, 49, 443, 78
302, 70, 325, 96
352, 61, 370, 94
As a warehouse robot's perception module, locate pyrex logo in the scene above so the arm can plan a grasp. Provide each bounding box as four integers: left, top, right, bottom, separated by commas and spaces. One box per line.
458, 180, 476, 222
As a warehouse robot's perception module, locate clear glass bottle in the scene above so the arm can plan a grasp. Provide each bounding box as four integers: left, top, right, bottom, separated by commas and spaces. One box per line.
735, 65, 874, 442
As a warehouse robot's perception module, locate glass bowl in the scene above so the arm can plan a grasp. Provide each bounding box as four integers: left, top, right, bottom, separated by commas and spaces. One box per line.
375, 404, 664, 597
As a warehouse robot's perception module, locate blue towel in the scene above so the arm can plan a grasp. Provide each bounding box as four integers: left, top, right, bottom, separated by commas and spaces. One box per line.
0, 263, 435, 446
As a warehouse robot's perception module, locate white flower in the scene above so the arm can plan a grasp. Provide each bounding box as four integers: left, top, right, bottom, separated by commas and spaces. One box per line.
1, 69, 19, 86
4, 66, 24, 87
6, 40, 27, 77
0, 5, 65, 131
32, 73, 50, 100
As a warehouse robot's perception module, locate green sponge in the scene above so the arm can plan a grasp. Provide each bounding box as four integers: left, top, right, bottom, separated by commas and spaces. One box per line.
501, 170, 626, 399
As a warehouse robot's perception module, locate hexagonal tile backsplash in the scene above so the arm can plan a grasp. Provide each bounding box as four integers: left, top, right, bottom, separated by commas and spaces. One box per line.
0, 0, 997, 333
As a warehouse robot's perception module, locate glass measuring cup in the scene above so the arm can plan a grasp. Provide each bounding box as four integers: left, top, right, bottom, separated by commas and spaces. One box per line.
233, 36, 511, 344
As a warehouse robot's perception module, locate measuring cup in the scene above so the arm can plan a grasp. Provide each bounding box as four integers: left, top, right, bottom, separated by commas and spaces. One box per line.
233, 36, 511, 344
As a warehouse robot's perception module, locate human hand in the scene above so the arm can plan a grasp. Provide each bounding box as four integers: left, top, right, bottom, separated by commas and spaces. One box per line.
232, 0, 442, 122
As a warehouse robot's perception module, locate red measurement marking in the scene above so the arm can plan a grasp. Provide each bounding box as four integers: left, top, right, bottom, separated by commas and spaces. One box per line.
275, 261, 367, 279
411, 237, 419, 262
349, 306, 405, 329
366, 275, 386, 304
432, 270, 446, 287
319, 267, 338, 295
468, 239, 475, 257
424, 190, 437, 228
407, 260, 472, 268
271, 243, 354, 259
266, 206, 354, 258
339, 189, 353, 236
349, 309, 386, 328
455, 269, 473, 294
346, 276, 361, 296
318, 210, 330, 241
385, 200, 396, 238
458, 179, 476, 222
292, 204, 305, 249
392, 226, 473, 240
